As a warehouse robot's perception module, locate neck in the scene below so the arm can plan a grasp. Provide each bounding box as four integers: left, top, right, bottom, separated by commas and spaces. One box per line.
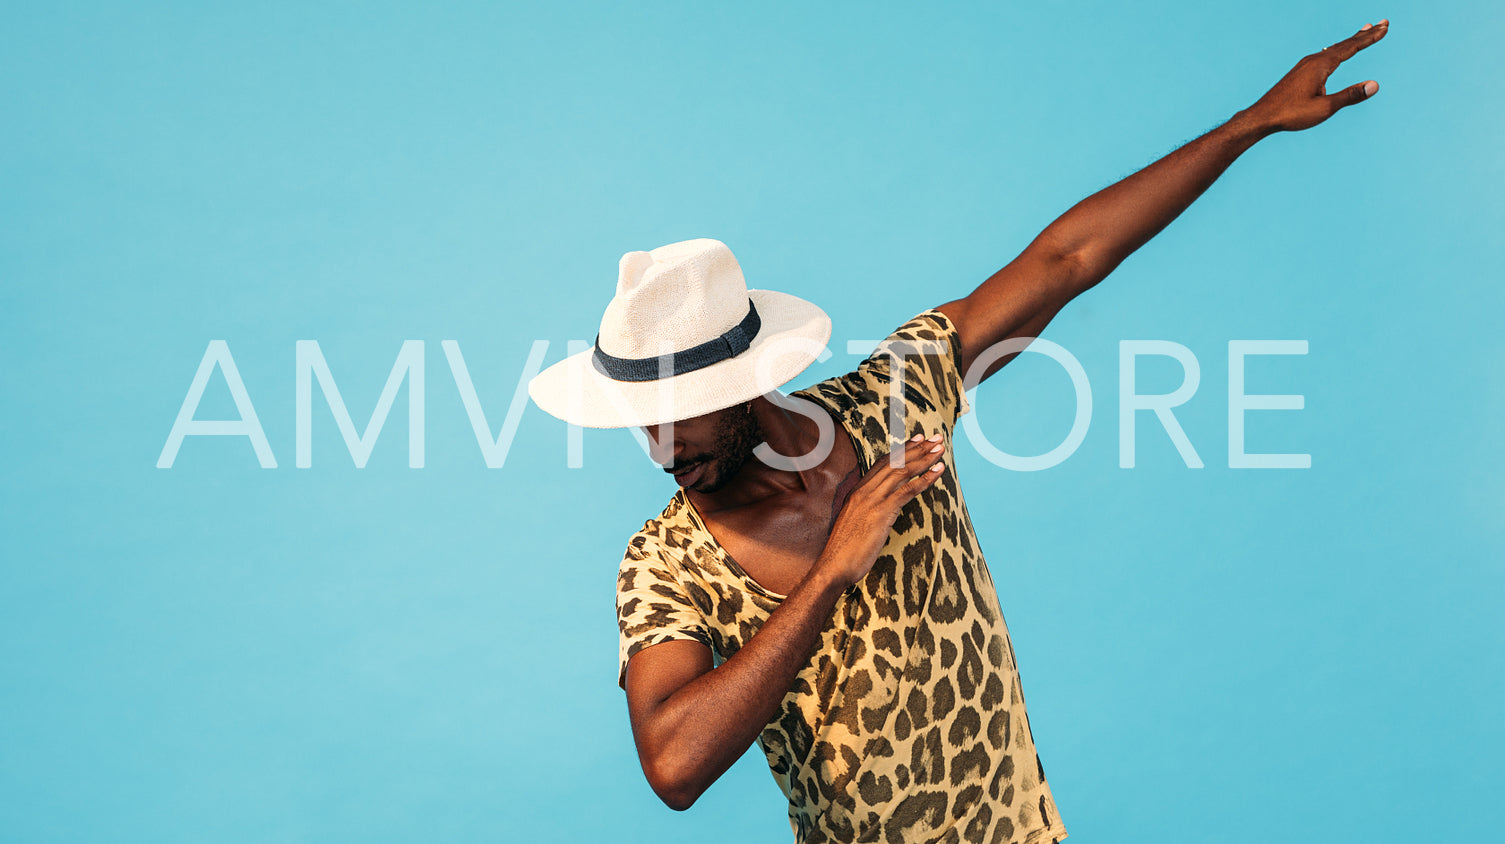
693, 395, 823, 510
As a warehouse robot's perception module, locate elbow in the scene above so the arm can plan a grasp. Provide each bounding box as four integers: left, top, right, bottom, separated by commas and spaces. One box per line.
657, 788, 698, 813
1028, 246, 1102, 307
1029, 228, 1081, 270
1059, 243, 1122, 296
643, 756, 704, 812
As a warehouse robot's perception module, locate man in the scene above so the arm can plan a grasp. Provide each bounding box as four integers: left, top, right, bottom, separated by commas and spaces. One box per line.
528, 21, 1388, 843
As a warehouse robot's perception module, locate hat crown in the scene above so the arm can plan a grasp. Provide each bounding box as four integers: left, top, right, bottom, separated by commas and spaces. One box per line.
598, 238, 750, 360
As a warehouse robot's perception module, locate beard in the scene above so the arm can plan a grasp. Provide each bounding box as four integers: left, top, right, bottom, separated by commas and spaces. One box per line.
677, 404, 765, 494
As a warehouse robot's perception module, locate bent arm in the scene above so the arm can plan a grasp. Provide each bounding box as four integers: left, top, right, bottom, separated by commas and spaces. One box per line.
939, 20, 1388, 383
624, 435, 948, 810
624, 566, 846, 811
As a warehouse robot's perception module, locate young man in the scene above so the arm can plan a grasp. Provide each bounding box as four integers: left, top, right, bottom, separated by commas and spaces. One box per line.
528, 21, 1388, 843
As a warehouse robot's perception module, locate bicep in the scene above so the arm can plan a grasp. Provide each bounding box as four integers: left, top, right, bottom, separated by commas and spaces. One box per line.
936, 241, 1083, 383
623, 639, 713, 746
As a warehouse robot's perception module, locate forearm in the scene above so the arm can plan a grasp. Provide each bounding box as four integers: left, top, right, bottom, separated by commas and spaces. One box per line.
1042, 108, 1275, 293
631, 435, 946, 809
939, 22, 1384, 384
639, 564, 847, 809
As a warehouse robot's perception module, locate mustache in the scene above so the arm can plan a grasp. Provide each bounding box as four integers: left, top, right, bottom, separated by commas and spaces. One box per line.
664, 455, 712, 474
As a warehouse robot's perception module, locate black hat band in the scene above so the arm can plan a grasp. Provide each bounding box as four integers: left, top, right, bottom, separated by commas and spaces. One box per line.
592, 300, 762, 383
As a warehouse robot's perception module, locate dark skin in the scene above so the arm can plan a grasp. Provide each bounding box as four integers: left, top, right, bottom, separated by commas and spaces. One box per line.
625, 21, 1389, 811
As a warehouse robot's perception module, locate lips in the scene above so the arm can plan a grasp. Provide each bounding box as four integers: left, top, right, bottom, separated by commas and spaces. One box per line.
670, 461, 707, 489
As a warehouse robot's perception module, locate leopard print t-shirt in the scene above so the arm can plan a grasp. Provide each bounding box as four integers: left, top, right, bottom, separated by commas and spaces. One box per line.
616, 310, 1068, 844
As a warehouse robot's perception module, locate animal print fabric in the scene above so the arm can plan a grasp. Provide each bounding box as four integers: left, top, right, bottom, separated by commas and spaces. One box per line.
616, 310, 1068, 844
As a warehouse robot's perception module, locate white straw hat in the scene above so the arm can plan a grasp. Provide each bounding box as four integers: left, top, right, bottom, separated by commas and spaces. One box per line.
528, 238, 831, 429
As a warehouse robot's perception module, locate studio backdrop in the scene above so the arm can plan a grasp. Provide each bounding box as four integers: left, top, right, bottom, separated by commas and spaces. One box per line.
2, 2, 1500, 842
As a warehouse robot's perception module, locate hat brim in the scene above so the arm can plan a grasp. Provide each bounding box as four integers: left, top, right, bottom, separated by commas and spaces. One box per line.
528, 289, 832, 429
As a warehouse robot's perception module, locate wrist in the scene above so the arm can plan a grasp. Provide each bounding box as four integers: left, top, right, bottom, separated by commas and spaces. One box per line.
1226, 107, 1281, 145
805, 554, 859, 597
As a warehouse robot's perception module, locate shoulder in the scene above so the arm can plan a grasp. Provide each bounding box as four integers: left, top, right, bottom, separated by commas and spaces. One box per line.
621, 493, 693, 570
793, 310, 968, 440
614, 494, 716, 689
617, 492, 726, 603
893, 308, 963, 344
870, 309, 965, 388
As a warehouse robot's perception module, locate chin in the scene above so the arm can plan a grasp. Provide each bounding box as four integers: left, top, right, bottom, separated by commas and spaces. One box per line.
696, 461, 736, 494
694, 471, 725, 494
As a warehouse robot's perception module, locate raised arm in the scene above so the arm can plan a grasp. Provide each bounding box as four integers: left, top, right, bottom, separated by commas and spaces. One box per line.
624, 435, 946, 810
937, 19, 1389, 383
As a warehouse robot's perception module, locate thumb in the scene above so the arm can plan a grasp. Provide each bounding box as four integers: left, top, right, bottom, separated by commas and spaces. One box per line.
1330, 79, 1380, 111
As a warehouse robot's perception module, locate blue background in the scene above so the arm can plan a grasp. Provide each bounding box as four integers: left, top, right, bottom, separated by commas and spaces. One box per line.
3, 2, 1500, 842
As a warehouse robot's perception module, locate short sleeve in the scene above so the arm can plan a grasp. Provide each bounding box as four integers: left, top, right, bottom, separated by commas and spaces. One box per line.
861, 309, 971, 427
616, 528, 713, 690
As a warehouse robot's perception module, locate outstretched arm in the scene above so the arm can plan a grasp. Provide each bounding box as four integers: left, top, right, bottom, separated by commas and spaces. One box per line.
937, 19, 1390, 383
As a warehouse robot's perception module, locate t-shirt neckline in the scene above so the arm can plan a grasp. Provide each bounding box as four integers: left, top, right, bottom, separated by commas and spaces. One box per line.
673, 388, 869, 603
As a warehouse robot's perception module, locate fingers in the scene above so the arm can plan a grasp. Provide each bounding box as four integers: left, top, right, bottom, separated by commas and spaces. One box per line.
1313, 20, 1385, 114
886, 432, 939, 467
901, 459, 946, 496
887, 433, 946, 496
874, 433, 946, 495
902, 434, 946, 477
1322, 19, 1388, 64
901, 433, 946, 471
1330, 78, 1380, 110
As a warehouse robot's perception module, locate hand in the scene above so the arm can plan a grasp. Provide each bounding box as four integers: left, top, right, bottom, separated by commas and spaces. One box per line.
1245, 20, 1389, 134
815, 434, 947, 588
